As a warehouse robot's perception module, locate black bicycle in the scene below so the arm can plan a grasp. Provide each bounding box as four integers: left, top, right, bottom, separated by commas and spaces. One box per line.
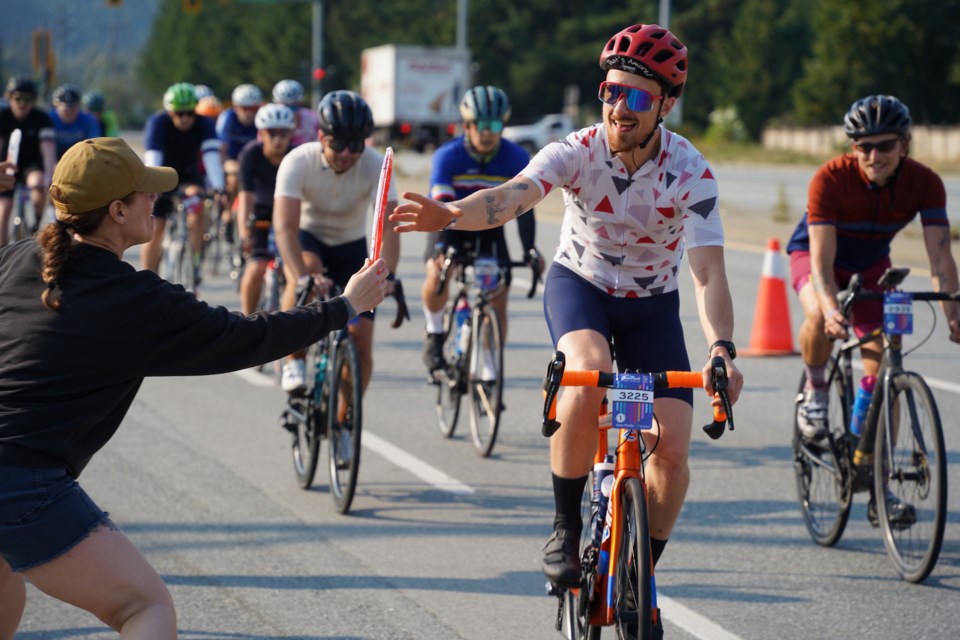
278, 281, 363, 513
278, 277, 410, 513
793, 266, 958, 582
432, 245, 541, 457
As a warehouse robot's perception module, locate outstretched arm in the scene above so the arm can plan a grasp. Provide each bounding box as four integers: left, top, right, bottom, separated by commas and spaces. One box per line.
391, 176, 542, 233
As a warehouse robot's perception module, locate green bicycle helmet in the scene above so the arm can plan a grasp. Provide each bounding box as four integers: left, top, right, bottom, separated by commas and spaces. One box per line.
163, 82, 198, 112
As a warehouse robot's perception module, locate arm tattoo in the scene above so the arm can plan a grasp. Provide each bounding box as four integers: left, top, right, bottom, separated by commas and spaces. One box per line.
483, 194, 508, 226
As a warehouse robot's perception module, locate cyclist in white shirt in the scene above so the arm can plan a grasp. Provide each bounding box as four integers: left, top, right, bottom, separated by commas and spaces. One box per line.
274, 90, 400, 394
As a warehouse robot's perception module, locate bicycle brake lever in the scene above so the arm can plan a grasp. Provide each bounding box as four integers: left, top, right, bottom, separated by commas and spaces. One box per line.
541, 351, 565, 438
702, 356, 734, 439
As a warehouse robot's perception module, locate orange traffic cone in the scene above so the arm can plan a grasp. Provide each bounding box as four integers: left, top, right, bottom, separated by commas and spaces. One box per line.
741, 238, 799, 356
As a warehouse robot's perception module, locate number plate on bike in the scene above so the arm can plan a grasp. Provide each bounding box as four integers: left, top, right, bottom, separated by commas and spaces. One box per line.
883, 291, 913, 335
611, 373, 654, 430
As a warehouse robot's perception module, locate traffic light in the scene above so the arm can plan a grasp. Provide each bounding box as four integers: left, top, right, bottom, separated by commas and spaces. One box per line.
183, 0, 202, 14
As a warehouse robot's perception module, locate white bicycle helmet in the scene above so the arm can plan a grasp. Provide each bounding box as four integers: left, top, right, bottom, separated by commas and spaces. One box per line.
272, 79, 305, 106
231, 83, 263, 108
255, 103, 295, 130
194, 84, 215, 100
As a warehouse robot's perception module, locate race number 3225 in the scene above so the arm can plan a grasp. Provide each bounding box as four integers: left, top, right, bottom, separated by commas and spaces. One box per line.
611, 373, 654, 431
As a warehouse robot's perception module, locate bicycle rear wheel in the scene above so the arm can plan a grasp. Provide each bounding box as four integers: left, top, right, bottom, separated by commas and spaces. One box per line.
874, 372, 946, 583
615, 477, 653, 640
467, 305, 503, 457
436, 305, 464, 438
328, 335, 363, 514
290, 343, 322, 489
792, 367, 853, 546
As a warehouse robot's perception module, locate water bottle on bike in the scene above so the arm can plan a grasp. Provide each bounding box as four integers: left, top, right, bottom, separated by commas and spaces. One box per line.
849, 374, 877, 438
454, 298, 471, 355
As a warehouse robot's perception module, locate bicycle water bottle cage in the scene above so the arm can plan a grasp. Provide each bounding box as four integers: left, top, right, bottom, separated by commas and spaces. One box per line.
541, 351, 566, 437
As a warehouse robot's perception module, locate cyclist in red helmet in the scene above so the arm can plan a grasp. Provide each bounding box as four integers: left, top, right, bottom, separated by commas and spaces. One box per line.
392, 25, 743, 632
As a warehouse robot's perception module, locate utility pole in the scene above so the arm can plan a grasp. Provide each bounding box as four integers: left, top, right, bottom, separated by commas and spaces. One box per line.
659, 0, 682, 126
311, 0, 323, 108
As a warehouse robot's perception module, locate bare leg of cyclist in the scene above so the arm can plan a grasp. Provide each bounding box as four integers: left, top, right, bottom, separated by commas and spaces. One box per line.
349, 317, 375, 393
23, 525, 176, 639
240, 258, 268, 315
552, 329, 613, 478
141, 217, 167, 272
0, 558, 26, 640
643, 398, 693, 542
797, 283, 833, 382
26, 171, 46, 232
0, 196, 12, 247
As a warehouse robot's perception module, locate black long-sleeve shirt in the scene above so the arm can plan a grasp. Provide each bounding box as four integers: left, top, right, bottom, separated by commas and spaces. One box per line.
0, 239, 349, 477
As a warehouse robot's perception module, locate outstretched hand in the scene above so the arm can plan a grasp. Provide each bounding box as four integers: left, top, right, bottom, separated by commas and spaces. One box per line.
342, 258, 388, 314
389, 192, 461, 233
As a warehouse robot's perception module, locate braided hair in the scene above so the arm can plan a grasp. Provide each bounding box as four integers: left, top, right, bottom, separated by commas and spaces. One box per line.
37, 194, 133, 310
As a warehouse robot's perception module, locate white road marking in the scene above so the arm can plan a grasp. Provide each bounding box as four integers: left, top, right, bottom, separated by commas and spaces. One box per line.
660, 595, 746, 640
361, 431, 475, 495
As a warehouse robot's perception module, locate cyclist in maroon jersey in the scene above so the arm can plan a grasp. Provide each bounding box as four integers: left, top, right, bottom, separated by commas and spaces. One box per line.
786, 95, 960, 523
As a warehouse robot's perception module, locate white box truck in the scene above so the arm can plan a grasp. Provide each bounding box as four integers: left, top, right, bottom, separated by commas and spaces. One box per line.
360, 44, 471, 151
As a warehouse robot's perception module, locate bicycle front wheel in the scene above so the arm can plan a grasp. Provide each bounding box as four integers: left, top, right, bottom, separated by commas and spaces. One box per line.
792, 367, 853, 547
467, 305, 503, 457
290, 343, 322, 489
874, 372, 946, 583
436, 305, 464, 438
614, 477, 653, 640
328, 335, 363, 514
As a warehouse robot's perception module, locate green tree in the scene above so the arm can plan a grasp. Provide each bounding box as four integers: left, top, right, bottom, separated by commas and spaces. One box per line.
711, 0, 812, 138
791, 0, 960, 125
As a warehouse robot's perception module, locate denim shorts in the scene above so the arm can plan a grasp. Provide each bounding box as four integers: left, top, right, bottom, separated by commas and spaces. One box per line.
0, 466, 115, 572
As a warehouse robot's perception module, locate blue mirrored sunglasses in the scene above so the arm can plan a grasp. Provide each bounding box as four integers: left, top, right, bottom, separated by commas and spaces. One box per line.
474, 119, 504, 133
597, 82, 664, 112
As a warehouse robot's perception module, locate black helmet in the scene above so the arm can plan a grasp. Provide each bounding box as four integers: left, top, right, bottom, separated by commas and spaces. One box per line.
843, 95, 912, 139
5, 75, 37, 98
52, 83, 82, 107
82, 90, 105, 112
317, 90, 374, 141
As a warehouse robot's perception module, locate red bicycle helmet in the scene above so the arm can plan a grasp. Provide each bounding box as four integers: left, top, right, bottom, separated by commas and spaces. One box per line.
599, 24, 688, 98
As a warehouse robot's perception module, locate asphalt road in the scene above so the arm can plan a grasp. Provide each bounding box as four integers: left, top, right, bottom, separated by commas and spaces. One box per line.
12, 147, 960, 639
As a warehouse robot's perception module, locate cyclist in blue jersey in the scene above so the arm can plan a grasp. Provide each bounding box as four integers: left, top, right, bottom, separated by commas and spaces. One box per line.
49, 84, 101, 158
141, 83, 224, 281
237, 103, 296, 315
420, 86, 543, 376
217, 84, 262, 162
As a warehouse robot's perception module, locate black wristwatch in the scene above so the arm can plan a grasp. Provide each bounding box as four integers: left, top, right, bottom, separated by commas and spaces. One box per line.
709, 340, 737, 360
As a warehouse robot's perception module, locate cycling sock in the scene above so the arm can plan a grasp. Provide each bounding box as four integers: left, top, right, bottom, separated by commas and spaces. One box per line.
804, 363, 827, 389
552, 473, 589, 532
424, 307, 444, 334
651, 537, 668, 566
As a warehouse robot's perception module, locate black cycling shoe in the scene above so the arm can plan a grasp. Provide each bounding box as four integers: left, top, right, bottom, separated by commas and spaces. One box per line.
542, 528, 581, 587
867, 492, 917, 530
422, 332, 445, 372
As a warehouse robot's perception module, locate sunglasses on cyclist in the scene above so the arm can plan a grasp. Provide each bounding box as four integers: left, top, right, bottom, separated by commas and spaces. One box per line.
325, 136, 365, 153
852, 138, 900, 154
472, 119, 504, 134
264, 129, 292, 139
11, 94, 35, 105
597, 82, 664, 112
172, 111, 195, 119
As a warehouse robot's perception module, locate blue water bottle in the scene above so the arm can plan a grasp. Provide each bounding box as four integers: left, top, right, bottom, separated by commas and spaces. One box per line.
453, 298, 471, 355
592, 455, 615, 548
849, 375, 877, 436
